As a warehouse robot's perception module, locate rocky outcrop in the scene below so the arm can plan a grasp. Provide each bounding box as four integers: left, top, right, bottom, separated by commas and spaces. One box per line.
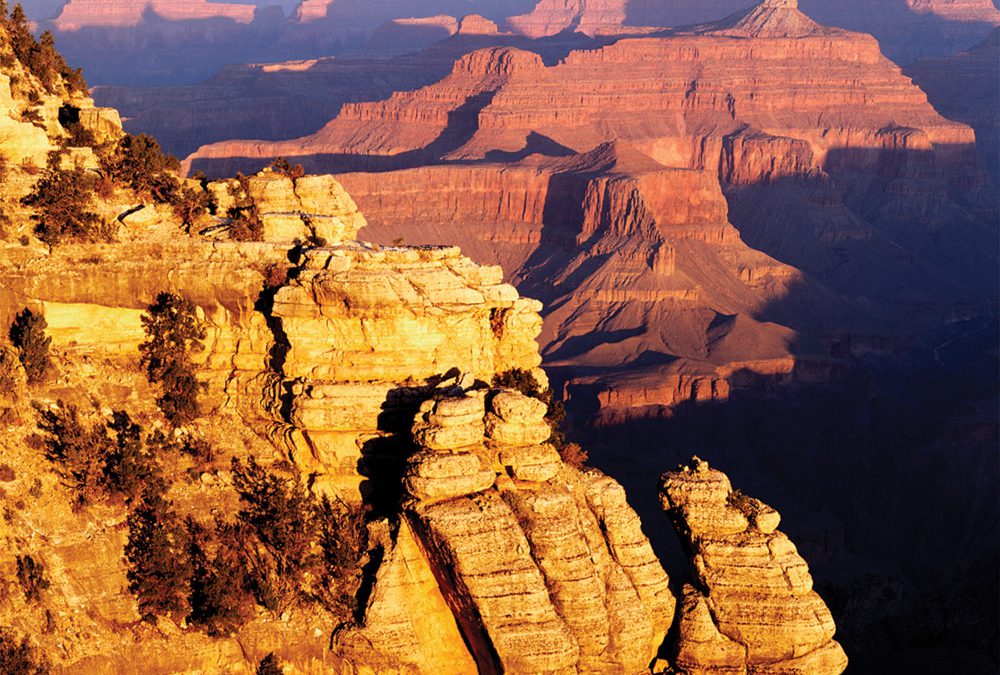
209, 169, 368, 243
661, 458, 848, 675
271, 243, 546, 498
800, 0, 1000, 62
506, 0, 1000, 61
183, 0, 997, 421
334, 142, 804, 421
395, 389, 674, 673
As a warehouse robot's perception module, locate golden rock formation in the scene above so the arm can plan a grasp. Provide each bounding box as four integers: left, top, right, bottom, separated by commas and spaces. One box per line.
660, 458, 849, 675
395, 389, 675, 673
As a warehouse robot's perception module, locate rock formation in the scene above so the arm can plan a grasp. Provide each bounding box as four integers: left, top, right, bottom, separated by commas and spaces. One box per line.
800, 0, 1000, 62
375, 388, 675, 672
505, 0, 1000, 61
186, 1, 997, 420
661, 458, 848, 674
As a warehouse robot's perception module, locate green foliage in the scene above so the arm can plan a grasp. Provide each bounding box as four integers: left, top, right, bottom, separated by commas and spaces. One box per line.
230, 456, 320, 610
139, 292, 206, 426
156, 362, 202, 427
4, 5, 87, 95
6, 5, 33, 72
101, 133, 180, 203
9, 308, 50, 384
124, 494, 191, 618
228, 174, 264, 241
34, 403, 164, 506
226, 457, 368, 619
101, 411, 165, 503
22, 168, 106, 246
65, 122, 97, 148
257, 653, 283, 675
35, 402, 105, 502
558, 442, 588, 470
493, 368, 543, 398
15, 555, 49, 602
171, 185, 215, 230
229, 207, 264, 242
269, 157, 304, 181
0, 626, 48, 675
315, 495, 368, 623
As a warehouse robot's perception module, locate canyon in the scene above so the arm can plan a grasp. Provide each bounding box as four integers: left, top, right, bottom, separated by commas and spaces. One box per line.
33, 0, 999, 91
508, 0, 1000, 60
0, 2, 995, 672
186, 0, 998, 424
906, 27, 1000, 182
0, 30, 855, 671
174, 7, 998, 666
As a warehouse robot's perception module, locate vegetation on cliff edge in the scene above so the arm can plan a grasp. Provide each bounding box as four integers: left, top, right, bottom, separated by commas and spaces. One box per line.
139, 292, 206, 426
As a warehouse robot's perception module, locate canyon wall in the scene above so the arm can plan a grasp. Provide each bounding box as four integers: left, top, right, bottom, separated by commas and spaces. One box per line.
0, 154, 846, 674
53, 0, 258, 30
187, 0, 997, 420
506, 0, 1000, 61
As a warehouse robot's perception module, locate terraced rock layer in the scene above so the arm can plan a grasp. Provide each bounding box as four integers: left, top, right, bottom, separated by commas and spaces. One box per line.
188, 1, 997, 418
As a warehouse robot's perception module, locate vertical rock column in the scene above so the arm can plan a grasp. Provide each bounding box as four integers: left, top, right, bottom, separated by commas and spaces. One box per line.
660, 458, 848, 675
399, 388, 675, 673
405, 391, 579, 673
490, 391, 675, 672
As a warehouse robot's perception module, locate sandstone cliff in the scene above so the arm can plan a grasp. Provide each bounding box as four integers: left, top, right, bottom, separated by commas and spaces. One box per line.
0, 66, 851, 671
53, 0, 258, 30
0, 44, 690, 666
505, 0, 1000, 61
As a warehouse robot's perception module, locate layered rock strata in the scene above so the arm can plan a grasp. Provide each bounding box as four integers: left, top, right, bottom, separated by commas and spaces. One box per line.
390, 388, 675, 673
906, 28, 1000, 182
185, 0, 997, 420
507, 0, 1000, 61
660, 458, 848, 675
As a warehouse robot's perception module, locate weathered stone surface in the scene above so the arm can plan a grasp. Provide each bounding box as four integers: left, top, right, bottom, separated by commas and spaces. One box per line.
661, 458, 848, 675
402, 389, 674, 673
208, 168, 367, 244
356, 518, 478, 674
54, 0, 257, 31
675, 585, 748, 675
498, 443, 561, 482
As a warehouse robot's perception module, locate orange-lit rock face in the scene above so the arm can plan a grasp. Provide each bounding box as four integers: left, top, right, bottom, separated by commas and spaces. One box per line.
399, 390, 675, 673
190, 6, 971, 175
506, 0, 1000, 61
661, 458, 849, 674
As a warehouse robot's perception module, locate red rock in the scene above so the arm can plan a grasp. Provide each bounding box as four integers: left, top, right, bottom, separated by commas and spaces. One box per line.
507, 0, 1000, 62
54, 0, 257, 30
